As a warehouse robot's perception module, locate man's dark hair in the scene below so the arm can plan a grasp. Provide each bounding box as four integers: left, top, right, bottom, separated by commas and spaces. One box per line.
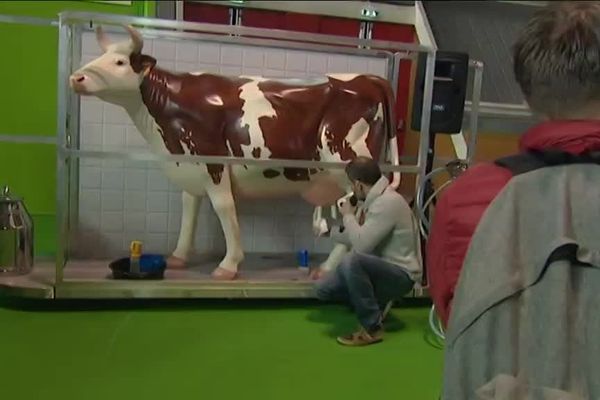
345, 156, 382, 186
513, 1, 600, 118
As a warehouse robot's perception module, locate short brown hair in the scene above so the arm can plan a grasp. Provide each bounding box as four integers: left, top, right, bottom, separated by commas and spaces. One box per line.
345, 156, 382, 186
513, 1, 600, 118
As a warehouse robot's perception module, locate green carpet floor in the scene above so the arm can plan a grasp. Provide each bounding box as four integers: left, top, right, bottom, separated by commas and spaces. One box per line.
0, 298, 444, 400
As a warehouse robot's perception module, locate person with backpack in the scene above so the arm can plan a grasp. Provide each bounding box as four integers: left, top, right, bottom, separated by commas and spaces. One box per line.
427, 0, 600, 328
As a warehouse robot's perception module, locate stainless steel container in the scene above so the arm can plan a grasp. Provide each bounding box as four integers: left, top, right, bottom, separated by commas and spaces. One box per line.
0, 186, 33, 274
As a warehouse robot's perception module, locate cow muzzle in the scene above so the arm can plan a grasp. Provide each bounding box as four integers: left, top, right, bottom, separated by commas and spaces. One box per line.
69, 73, 90, 94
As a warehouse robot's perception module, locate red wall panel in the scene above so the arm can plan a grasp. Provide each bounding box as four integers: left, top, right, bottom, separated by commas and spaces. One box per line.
285, 13, 321, 33
241, 9, 285, 30
242, 9, 360, 37
184, 3, 230, 24
318, 16, 361, 36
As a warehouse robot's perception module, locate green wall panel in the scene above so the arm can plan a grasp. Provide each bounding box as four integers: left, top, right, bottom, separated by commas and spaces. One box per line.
0, 0, 155, 257
0, 1, 154, 19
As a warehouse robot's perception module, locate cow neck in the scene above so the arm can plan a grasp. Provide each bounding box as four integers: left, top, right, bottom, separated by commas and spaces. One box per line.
120, 68, 171, 154
140, 67, 172, 115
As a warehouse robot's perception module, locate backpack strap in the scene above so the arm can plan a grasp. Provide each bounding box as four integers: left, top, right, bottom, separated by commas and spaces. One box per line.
494, 152, 547, 176
495, 149, 600, 176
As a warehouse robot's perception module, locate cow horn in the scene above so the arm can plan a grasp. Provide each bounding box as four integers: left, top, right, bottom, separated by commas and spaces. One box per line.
95, 26, 110, 52
125, 25, 143, 53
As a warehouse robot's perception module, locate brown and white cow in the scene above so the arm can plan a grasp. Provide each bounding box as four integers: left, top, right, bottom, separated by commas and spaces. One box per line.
70, 25, 400, 280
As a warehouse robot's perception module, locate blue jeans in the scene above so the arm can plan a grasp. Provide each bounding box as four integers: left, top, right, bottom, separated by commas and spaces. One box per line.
315, 251, 415, 332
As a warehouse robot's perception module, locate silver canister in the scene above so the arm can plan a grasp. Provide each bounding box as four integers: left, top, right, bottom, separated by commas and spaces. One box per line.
0, 186, 34, 274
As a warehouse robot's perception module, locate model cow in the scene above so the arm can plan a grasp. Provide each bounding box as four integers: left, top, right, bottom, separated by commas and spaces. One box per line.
70, 25, 400, 280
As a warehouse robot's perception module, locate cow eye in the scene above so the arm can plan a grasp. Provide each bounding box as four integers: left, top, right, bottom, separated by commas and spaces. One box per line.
116, 60, 125, 66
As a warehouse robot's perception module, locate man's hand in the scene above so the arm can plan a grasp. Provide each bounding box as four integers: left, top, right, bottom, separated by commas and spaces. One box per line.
309, 267, 326, 280
340, 199, 356, 216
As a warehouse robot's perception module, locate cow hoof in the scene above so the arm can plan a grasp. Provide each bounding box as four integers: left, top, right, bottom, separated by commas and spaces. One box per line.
211, 267, 238, 280
166, 255, 187, 269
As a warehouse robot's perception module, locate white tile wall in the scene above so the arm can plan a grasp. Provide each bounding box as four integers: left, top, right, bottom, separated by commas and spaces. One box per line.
75, 31, 387, 259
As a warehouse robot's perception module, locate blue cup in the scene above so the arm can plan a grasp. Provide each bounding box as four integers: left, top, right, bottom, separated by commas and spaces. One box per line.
297, 250, 309, 268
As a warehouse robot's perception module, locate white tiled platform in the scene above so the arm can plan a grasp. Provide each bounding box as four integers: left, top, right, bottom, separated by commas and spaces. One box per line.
58, 254, 317, 299
64, 252, 319, 281
0, 255, 428, 299
0, 253, 319, 299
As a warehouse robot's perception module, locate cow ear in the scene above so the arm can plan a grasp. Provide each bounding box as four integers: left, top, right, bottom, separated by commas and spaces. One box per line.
131, 53, 157, 75
140, 54, 156, 76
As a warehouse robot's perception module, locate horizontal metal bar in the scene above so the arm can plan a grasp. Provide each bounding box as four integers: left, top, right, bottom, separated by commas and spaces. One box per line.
464, 101, 533, 119
0, 134, 426, 169
196, 0, 417, 26
53, 279, 428, 299
122, 26, 394, 59
0, 133, 425, 165
498, 1, 549, 7
53, 281, 428, 299
472, 101, 530, 111
465, 115, 536, 135
0, 14, 58, 27
59, 11, 434, 54
0, 134, 57, 145
59, 147, 421, 174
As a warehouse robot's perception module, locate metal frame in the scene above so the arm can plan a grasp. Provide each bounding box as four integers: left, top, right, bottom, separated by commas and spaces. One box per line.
0, 14, 57, 27
1, 9, 487, 299
49, 11, 438, 299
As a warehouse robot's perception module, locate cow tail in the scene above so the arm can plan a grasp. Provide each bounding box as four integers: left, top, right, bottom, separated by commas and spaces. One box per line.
379, 78, 401, 189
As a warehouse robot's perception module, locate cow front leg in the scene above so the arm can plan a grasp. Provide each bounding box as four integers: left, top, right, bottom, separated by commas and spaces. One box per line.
207, 172, 244, 280
168, 191, 201, 269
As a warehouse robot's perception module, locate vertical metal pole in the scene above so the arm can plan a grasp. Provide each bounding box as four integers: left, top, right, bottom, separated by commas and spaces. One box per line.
175, 0, 184, 21
415, 50, 437, 289
236, 8, 243, 26
69, 24, 82, 248
416, 50, 436, 193
365, 20, 373, 40
55, 16, 71, 286
359, 21, 366, 46
467, 61, 483, 164
380, 51, 399, 165
229, 7, 235, 25
389, 52, 403, 98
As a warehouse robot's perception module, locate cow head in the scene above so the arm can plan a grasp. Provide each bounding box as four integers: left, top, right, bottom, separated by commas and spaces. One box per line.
70, 25, 156, 104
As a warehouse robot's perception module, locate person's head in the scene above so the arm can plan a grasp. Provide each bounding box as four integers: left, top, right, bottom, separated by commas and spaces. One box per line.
345, 156, 382, 200
513, 1, 600, 120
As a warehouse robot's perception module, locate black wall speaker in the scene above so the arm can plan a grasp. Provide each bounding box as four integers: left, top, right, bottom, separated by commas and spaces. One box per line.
411, 51, 469, 134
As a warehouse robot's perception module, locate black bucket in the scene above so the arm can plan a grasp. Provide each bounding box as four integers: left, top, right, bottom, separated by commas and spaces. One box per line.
109, 256, 166, 280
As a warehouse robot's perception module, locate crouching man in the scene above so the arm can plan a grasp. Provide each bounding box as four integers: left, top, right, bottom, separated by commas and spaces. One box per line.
311, 157, 421, 346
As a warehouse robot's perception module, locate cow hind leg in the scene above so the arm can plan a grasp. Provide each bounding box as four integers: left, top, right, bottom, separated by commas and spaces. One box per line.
206, 170, 244, 280
168, 190, 202, 269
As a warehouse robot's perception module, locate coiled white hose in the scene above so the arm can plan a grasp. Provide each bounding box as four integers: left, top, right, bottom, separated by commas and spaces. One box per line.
429, 304, 445, 340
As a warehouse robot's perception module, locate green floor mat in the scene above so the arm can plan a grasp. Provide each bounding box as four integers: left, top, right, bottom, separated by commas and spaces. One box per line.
0, 298, 444, 400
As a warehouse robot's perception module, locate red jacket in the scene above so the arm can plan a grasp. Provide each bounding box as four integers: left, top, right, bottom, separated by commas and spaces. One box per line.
427, 120, 600, 328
